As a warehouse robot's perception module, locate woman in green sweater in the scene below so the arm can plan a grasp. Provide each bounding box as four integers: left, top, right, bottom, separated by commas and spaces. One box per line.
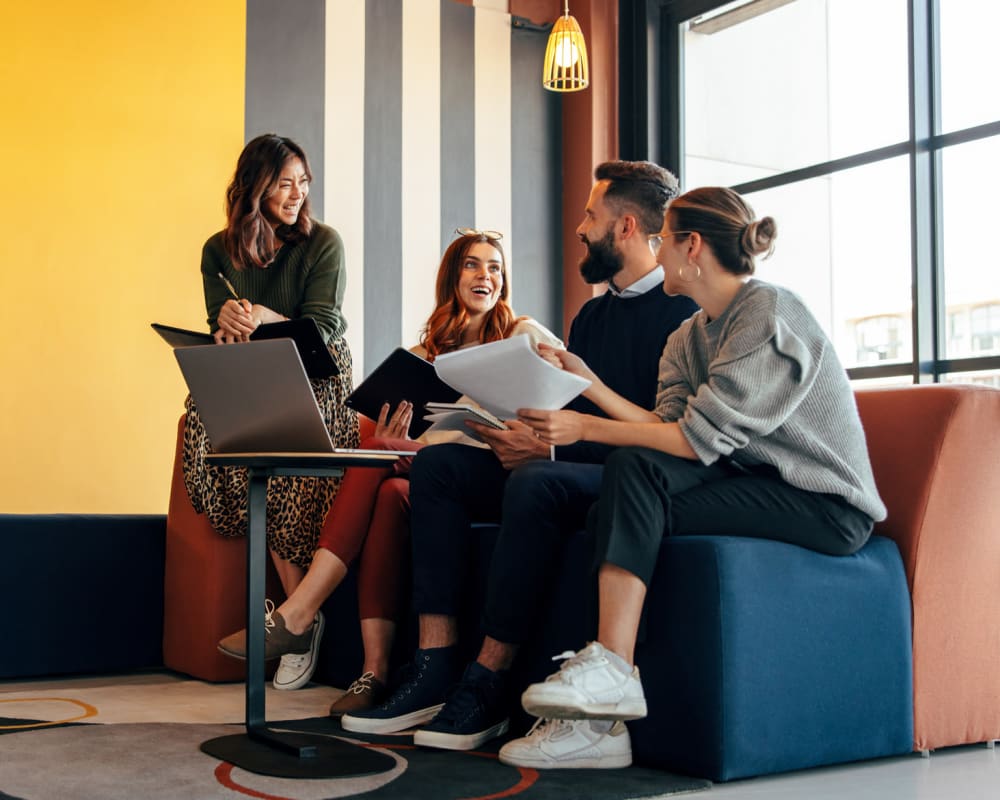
182, 134, 359, 686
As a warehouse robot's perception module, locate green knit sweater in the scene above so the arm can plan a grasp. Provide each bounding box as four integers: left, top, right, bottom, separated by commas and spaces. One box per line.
199, 220, 347, 342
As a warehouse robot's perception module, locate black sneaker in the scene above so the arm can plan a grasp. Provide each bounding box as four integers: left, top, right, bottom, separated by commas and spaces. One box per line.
341, 646, 461, 734
413, 662, 510, 751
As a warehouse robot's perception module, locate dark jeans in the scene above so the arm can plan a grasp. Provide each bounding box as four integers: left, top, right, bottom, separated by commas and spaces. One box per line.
408, 444, 603, 644
590, 447, 874, 586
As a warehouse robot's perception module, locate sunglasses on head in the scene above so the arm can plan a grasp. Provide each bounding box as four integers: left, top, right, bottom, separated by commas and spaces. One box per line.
455, 227, 503, 241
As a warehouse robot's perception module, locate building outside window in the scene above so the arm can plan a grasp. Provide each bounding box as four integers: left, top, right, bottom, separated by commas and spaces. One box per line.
640, 0, 1000, 386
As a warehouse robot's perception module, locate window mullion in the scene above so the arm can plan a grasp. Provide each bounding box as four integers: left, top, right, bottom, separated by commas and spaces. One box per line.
908, 0, 940, 383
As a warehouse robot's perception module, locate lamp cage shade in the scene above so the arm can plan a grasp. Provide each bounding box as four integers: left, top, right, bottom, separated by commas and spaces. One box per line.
542, 12, 589, 92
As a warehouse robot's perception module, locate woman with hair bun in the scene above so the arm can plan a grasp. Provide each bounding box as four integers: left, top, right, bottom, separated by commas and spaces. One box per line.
504, 186, 886, 770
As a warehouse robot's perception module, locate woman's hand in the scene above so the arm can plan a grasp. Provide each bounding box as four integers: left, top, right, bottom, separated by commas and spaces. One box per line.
516, 408, 590, 446
375, 401, 413, 439
537, 343, 600, 386
215, 299, 256, 343
249, 303, 286, 328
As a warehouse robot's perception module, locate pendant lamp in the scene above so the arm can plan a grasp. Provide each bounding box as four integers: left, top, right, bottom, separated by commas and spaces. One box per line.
542, 1, 589, 92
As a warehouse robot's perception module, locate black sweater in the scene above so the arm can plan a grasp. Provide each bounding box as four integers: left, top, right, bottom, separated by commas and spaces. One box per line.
554, 285, 698, 464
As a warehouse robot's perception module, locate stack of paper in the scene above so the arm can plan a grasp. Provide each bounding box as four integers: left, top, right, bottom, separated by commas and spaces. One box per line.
422, 334, 591, 435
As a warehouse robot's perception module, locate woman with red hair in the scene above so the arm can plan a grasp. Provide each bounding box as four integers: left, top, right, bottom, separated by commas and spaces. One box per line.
219, 229, 562, 707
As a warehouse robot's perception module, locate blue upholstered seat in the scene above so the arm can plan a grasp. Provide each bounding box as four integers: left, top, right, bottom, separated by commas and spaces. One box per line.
629, 534, 913, 780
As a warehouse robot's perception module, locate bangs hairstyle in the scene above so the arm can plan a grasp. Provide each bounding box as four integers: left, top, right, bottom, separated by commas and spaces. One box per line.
667, 187, 777, 276
419, 233, 523, 360
595, 160, 680, 235
223, 134, 314, 270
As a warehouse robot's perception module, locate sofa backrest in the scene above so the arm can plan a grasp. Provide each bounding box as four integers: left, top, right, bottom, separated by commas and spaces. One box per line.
854, 384, 1000, 590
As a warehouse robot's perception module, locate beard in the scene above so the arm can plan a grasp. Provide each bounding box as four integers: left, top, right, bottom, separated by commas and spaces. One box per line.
578, 229, 623, 285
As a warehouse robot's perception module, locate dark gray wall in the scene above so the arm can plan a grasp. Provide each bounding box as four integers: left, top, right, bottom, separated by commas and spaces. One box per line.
245, 0, 327, 218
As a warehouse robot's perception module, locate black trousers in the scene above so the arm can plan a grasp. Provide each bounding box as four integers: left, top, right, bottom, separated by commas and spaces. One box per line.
408, 444, 603, 644
590, 447, 874, 587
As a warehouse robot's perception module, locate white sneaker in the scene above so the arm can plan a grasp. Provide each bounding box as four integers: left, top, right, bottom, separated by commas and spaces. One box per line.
272, 611, 325, 691
499, 718, 632, 769
521, 642, 647, 720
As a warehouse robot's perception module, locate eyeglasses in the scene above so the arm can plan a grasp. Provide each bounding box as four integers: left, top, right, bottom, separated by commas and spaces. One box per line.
647, 231, 691, 258
455, 227, 503, 241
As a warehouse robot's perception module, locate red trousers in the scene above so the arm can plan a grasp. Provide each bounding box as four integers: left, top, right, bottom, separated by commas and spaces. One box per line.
315, 436, 421, 621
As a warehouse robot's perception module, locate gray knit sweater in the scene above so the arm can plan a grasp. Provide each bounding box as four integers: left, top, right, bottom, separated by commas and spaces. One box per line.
654, 279, 886, 521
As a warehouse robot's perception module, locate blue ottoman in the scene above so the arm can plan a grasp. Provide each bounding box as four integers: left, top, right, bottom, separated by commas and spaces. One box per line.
630, 534, 913, 780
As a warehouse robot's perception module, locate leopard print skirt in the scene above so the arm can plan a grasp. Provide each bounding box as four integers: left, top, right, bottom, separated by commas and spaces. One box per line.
182, 336, 360, 569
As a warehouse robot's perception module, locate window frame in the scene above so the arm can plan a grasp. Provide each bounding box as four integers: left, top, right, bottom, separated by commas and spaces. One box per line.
620, 0, 1000, 383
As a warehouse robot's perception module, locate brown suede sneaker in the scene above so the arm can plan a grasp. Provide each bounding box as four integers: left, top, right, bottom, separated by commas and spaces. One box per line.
218, 599, 315, 661
329, 672, 387, 718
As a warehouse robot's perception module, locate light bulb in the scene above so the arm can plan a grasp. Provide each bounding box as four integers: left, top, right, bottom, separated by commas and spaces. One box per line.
554, 36, 580, 68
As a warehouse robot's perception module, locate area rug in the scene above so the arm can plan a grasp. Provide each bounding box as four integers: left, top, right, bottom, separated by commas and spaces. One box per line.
0, 712, 711, 800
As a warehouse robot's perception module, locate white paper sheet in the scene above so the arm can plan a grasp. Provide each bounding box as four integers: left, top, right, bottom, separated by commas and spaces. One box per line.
430, 335, 591, 419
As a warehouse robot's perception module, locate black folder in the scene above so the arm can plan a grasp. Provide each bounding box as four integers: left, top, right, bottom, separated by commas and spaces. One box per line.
152, 318, 339, 379
344, 348, 460, 436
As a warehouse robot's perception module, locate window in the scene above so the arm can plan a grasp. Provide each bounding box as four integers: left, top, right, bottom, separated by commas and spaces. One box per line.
631, 0, 1000, 384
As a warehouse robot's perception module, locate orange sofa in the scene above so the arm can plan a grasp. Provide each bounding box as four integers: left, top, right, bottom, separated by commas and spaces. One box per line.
855, 384, 1000, 752
162, 414, 375, 681
162, 385, 1000, 759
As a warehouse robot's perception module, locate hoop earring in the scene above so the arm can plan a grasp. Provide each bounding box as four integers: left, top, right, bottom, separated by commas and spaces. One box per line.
678, 261, 701, 282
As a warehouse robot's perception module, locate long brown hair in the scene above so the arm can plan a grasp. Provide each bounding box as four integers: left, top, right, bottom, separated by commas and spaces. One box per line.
223, 134, 314, 270
419, 234, 523, 360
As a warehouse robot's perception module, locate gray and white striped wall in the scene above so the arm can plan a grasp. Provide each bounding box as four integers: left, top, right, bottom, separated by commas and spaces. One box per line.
246, 0, 563, 377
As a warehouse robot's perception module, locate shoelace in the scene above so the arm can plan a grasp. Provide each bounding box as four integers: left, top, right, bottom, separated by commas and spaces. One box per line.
548, 644, 601, 678
263, 598, 277, 636
347, 671, 377, 696
433, 676, 494, 725
524, 717, 573, 741
378, 661, 421, 709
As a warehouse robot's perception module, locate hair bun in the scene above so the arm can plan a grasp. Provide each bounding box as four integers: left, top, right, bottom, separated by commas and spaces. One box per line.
741, 216, 777, 259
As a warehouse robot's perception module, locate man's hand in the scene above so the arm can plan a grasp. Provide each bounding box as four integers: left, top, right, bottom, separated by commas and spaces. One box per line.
467, 418, 551, 469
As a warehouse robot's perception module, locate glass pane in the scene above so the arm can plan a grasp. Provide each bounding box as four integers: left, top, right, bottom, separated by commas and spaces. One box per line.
851, 375, 915, 390
683, 0, 908, 188
939, 1, 1000, 133
740, 157, 912, 370
940, 370, 1000, 389
941, 136, 1000, 359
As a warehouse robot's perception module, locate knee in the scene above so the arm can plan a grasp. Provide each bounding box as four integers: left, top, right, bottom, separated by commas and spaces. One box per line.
376, 476, 411, 514
504, 462, 564, 510
409, 444, 461, 492
603, 446, 653, 483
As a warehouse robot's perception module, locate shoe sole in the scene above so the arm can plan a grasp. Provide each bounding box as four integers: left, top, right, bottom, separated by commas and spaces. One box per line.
341, 703, 445, 734
521, 695, 647, 721
217, 644, 249, 661
272, 612, 325, 691
413, 718, 510, 751
498, 749, 632, 769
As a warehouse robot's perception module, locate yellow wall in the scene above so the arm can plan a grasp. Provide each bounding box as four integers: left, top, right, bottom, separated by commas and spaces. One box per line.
0, 1, 245, 513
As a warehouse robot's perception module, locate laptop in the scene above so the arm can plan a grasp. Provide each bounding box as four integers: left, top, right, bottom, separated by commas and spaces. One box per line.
174, 338, 414, 455
154, 317, 339, 379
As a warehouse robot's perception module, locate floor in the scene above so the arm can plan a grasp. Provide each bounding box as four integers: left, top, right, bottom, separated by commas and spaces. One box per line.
1, 671, 998, 799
